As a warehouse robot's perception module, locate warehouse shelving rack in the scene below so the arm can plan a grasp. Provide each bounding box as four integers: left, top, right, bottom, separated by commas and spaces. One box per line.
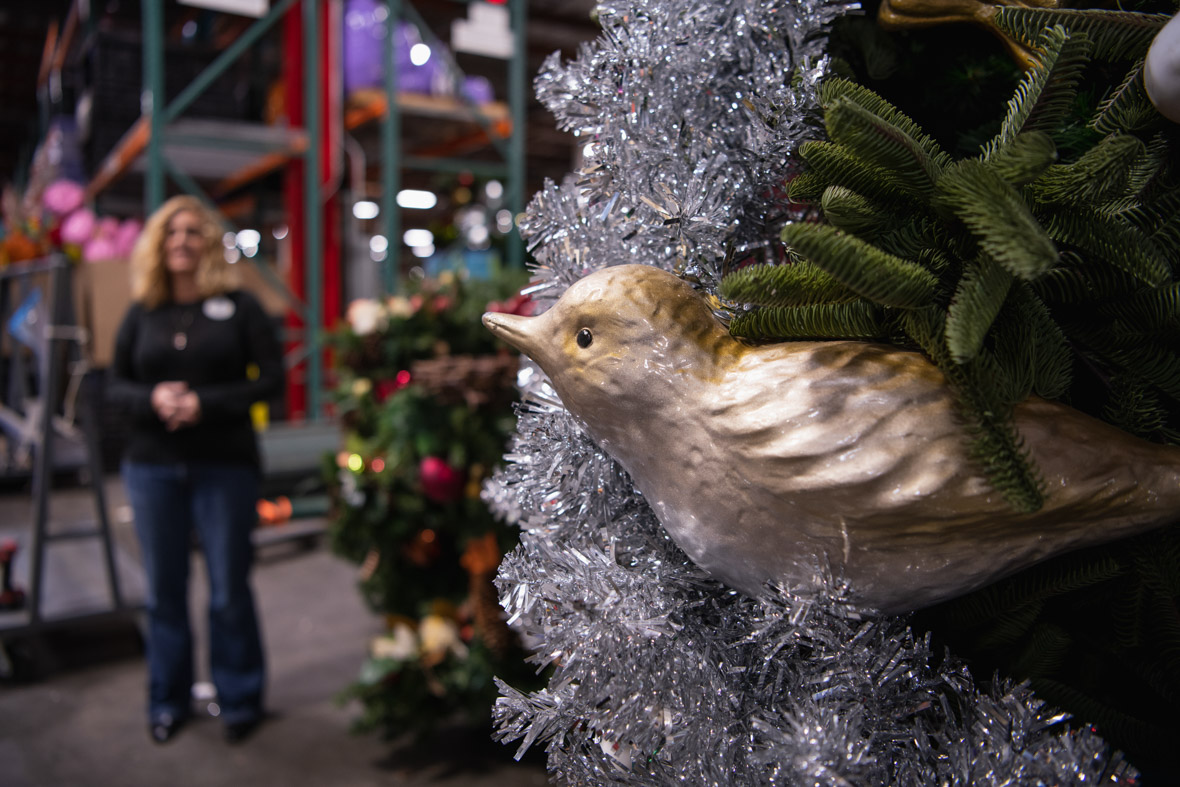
73, 0, 528, 420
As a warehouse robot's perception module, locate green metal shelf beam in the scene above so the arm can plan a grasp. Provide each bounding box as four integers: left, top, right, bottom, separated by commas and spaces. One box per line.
137, 0, 528, 417
162, 0, 301, 126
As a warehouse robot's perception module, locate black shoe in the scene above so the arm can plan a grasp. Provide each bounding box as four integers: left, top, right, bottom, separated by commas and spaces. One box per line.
149, 714, 185, 744
223, 716, 263, 744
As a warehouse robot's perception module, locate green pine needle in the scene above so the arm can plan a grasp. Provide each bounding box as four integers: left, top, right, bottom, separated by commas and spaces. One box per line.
824, 98, 945, 196
719, 261, 858, 307
820, 77, 952, 171
1031, 133, 1146, 206
1010, 284, 1073, 399
820, 185, 895, 237
946, 256, 1014, 363
1037, 206, 1170, 286
984, 26, 1090, 159
984, 131, 1058, 186
902, 308, 1046, 512
992, 7, 1169, 62
797, 140, 921, 208
1101, 284, 1180, 333
1103, 377, 1169, 440
1011, 623, 1073, 678
1104, 343, 1180, 401
1031, 259, 1143, 304
1091, 59, 1159, 134
1120, 176, 1180, 236
729, 301, 886, 342
781, 222, 938, 308
786, 171, 828, 203
935, 159, 1059, 280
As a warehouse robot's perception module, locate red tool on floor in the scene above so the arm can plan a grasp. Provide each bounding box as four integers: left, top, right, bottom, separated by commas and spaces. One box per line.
0, 539, 25, 611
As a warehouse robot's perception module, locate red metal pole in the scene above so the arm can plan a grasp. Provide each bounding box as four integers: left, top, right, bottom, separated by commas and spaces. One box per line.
282, 5, 307, 421
283, 0, 341, 421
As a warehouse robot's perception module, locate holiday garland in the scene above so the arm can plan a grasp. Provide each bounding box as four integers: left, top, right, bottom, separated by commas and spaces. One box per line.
484, 0, 1179, 782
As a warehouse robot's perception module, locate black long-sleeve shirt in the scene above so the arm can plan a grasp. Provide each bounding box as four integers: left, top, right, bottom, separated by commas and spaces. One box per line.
107, 290, 284, 469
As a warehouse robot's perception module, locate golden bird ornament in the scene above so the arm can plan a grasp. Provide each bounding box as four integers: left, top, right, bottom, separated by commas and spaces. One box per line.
483, 265, 1180, 614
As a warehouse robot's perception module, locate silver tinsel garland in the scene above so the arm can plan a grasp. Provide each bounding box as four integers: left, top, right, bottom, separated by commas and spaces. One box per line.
483, 0, 1140, 782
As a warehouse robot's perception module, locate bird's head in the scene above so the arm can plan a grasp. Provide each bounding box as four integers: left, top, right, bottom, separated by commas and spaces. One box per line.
483, 264, 736, 424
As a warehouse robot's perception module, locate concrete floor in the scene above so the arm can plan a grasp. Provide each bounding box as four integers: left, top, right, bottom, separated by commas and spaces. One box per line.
0, 475, 551, 786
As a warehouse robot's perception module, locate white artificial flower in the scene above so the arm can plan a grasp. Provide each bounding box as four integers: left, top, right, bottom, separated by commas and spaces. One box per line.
346, 298, 386, 336
370, 623, 418, 661
418, 615, 469, 660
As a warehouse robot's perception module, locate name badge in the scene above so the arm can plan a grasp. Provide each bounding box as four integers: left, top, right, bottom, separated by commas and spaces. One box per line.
203, 296, 236, 320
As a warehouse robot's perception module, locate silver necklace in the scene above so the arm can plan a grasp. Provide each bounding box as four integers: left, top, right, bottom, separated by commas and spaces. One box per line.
173, 308, 194, 351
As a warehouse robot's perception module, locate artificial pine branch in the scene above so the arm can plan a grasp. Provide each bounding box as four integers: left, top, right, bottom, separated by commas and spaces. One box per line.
728, 301, 885, 341
1090, 60, 1158, 134
1011, 623, 1072, 678
1035, 206, 1170, 285
1103, 377, 1170, 440
1100, 283, 1180, 332
780, 222, 938, 307
786, 171, 829, 203
991, 7, 1170, 62
819, 77, 951, 171
983, 26, 1090, 159
718, 260, 857, 306
984, 131, 1057, 185
795, 140, 921, 207
934, 159, 1059, 280
1004, 284, 1072, 399
902, 308, 1046, 511
945, 256, 1013, 362
1031, 258, 1142, 304
1031, 133, 1146, 206
824, 98, 945, 195
820, 185, 894, 236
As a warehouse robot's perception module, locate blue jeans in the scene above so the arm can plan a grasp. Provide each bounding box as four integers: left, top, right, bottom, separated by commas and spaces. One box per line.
123, 460, 265, 726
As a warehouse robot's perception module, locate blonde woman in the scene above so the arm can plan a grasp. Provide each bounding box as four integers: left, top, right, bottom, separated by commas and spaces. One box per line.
108, 195, 283, 745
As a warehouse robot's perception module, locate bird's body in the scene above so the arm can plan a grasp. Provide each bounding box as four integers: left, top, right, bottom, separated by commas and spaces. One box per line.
484, 264, 1180, 613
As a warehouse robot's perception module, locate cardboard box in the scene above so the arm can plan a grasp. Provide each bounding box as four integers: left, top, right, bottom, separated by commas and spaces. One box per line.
73, 259, 134, 368
70, 257, 290, 368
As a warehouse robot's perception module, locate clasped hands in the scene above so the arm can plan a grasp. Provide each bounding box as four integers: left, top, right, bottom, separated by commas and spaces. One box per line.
151, 381, 202, 431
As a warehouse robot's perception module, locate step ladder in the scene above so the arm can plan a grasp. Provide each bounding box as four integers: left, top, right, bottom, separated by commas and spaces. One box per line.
0, 257, 139, 675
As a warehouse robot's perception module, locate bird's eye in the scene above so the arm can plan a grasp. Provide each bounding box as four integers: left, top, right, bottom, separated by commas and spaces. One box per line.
576, 328, 593, 348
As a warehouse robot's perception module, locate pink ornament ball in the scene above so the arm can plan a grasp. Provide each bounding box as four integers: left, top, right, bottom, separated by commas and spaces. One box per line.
59, 208, 97, 246
42, 179, 85, 217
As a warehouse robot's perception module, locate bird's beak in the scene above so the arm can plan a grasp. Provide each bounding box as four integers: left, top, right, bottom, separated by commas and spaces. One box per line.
483, 311, 540, 359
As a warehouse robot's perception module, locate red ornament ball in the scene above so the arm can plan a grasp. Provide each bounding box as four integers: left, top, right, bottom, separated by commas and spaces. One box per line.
419, 456, 465, 503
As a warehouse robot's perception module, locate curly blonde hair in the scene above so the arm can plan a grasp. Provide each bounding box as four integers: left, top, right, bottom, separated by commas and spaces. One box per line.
130, 195, 238, 308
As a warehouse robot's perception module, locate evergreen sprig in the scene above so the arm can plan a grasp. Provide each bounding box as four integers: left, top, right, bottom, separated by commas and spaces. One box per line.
1091, 60, 1157, 134
718, 260, 856, 306
780, 222, 937, 307
946, 256, 1013, 362
984, 25, 1090, 159
729, 301, 885, 341
935, 159, 1059, 280
991, 7, 1170, 62
723, 11, 1179, 511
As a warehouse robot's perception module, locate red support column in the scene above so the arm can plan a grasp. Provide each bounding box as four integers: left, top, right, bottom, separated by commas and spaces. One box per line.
283, 6, 307, 420
283, 0, 342, 421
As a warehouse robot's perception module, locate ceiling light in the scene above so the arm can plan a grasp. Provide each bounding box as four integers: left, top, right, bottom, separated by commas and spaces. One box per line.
409, 43, 431, 66
353, 200, 379, 220
397, 189, 437, 210
403, 229, 433, 247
